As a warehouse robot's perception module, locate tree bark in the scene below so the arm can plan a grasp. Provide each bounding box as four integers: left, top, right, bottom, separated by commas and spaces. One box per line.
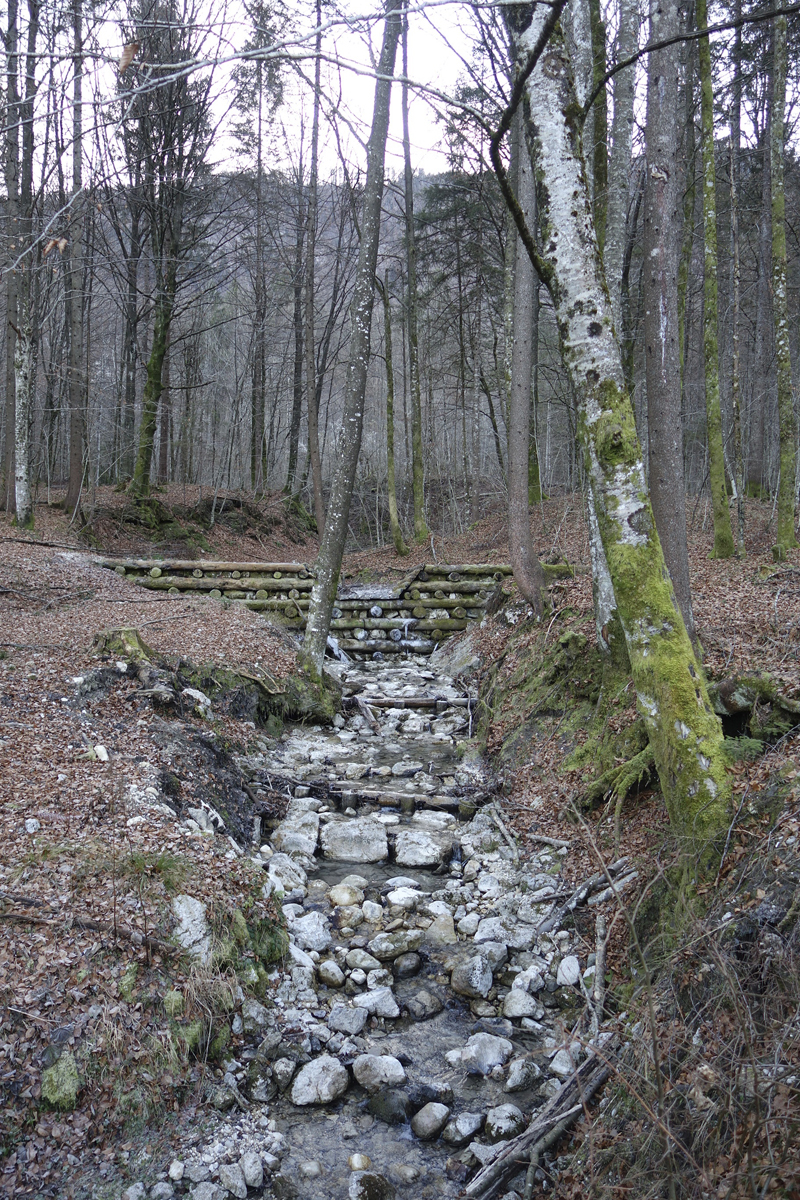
3, 0, 19, 513
402, 15, 427, 542
770, 15, 798, 558
286, 167, 305, 494
378, 271, 406, 555
64, 0, 84, 517
508, 130, 546, 615
588, 0, 607, 251
729, 0, 745, 554
697, 0, 735, 558
505, 3, 730, 853
14, 0, 40, 529
305, 0, 325, 534
643, 0, 696, 643
302, 0, 402, 674
604, 0, 636, 333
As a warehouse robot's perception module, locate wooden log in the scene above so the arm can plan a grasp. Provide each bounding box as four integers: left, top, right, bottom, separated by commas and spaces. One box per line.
329, 618, 419, 631
404, 581, 490, 596
463, 1047, 614, 1198
344, 696, 472, 709
337, 638, 435, 654
417, 563, 512, 577
242, 599, 310, 611
136, 575, 314, 592
95, 558, 311, 574
414, 618, 468, 632
331, 786, 460, 811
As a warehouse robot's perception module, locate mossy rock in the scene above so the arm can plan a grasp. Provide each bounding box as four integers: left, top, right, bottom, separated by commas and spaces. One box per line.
41, 1050, 80, 1110
250, 916, 289, 966
209, 1023, 231, 1060
179, 661, 341, 727
231, 909, 251, 947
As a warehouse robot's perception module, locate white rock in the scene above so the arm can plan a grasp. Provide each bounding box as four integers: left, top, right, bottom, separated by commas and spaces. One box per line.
460, 1033, 513, 1076
321, 818, 388, 863
353, 986, 400, 1018
391, 760, 424, 777
556, 955, 580, 986
291, 911, 332, 952
424, 913, 457, 945
502, 990, 541, 1019
328, 1004, 369, 1035
238, 1152, 263, 1189
362, 901, 383, 922
384, 875, 422, 889
171, 895, 211, 964
549, 1049, 576, 1078
272, 807, 320, 858
290, 1056, 350, 1105
394, 829, 445, 867
94, 745, 110, 763
352, 1054, 407, 1094
513, 965, 546, 993
505, 1057, 541, 1092
241, 997, 269, 1032
346, 948, 382, 971
411, 1101, 451, 1140
485, 1103, 526, 1142
329, 883, 364, 907
386, 887, 419, 909
24, 818, 40, 834
168, 1162, 184, 1182
266, 853, 307, 896
288, 943, 315, 970
457, 911, 481, 936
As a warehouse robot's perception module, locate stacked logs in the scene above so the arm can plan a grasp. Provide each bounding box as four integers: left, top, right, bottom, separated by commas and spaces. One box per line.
96, 558, 513, 659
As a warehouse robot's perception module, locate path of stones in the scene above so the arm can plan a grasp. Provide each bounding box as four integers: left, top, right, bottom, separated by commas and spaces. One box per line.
126, 654, 591, 1200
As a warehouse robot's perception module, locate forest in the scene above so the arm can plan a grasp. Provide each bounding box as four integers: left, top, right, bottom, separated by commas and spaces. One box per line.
1, 0, 800, 1198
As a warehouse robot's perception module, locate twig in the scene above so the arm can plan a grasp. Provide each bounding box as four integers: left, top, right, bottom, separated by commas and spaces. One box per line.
4, 1006, 55, 1025
490, 807, 519, 862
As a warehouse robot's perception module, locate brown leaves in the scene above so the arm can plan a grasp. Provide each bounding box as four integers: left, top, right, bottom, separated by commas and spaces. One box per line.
43, 237, 68, 256
118, 41, 139, 74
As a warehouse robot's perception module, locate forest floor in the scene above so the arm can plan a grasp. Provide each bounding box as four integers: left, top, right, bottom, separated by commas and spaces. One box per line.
1, 486, 799, 1199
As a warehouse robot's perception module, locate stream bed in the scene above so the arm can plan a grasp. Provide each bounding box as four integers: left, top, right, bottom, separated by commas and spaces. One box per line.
171, 655, 591, 1200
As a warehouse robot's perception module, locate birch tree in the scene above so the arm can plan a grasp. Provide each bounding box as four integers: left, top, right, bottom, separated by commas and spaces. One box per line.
604, 0, 637, 332
303, 0, 402, 673
503, 2, 730, 853
402, 14, 427, 543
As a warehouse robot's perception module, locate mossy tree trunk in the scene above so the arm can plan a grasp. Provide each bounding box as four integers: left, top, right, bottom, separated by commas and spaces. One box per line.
402, 16, 427, 544
769, 15, 799, 561
508, 135, 547, 615
130, 261, 177, 498
697, 0, 735, 559
504, 4, 730, 855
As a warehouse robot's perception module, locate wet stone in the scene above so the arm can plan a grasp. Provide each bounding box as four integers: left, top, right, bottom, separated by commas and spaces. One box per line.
367, 1088, 414, 1125
442, 1111, 485, 1147
328, 1004, 369, 1036
485, 1103, 526, 1142
348, 1172, 396, 1200
405, 989, 444, 1021
352, 1054, 407, 1093
393, 951, 421, 979
411, 1101, 451, 1140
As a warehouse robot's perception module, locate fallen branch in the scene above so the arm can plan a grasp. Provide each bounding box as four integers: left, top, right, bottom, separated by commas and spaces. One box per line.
490, 807, 520, 862
536, 858, 631, 933
464, 1048, 614, 1198
0, 911, 178, 956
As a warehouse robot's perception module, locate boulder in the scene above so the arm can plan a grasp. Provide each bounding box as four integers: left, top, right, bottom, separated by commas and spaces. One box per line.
394, 830, 446, 867
291, 911, 332, 952
329, 883, 365, 907
271, 806, 320, 858
368, 1088, 414, 1125
217, 1163, 247, 1199
171, 895, 211, 964
450, 955, 493, 1000
346, 948, 382, 971
239, 1152, 264, 1190
393, 952, 422, 979
348, 1172, 396, 1200
367, 929, 423, 961
502, 990, 540, 1019
460, 1033, 513, 1076
353, 987, 400, 1019
485, 1103, 526, 1142
556, 955, 581, 986
318, 959, 345, 987
442, 1111, 485, 1147
405, 990, 444, 1021
290, 1056, 350, 1105
424, 913, 457, 945
474, 917, 535, 952
457, 911, 481, 936
411, 1101, 450, 1140
266, 853, 308, 896
321, 819, 388, 863
549, 1049, 575, 1078
505, 1057, 541, 1093
328, 1004, 369, 1036
353, 1054, 407, 1094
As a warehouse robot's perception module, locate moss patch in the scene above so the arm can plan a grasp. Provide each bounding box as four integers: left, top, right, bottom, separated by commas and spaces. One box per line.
41, 1050, 80, 1110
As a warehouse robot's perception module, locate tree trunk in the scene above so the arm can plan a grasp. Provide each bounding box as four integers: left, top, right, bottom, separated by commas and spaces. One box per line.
286, 165, 305, 494
402, 15, 427, 542
505, 3, 730, 853
378, 271, 406, 555
251, 61, 266, 494
588, 0, 607, 251
770, 15, 798, 559
729, 1, 745, 553
3, 0, 19, 513
14, 0, 40, 528
64, 0, 84, 517
303, 0, 402, 674
305, 0, 325, 533
643, 0, 696, 643
697, 0, 735, 558
121, 190, 140, 483
748, 123, 772, 496
157, 324, 171, 482
604, 0, 636, 332
508, 131, 546, 614
130, 239, 178, 499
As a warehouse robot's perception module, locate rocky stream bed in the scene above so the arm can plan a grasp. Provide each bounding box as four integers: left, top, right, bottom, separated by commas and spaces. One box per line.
106, 653, 618, 1200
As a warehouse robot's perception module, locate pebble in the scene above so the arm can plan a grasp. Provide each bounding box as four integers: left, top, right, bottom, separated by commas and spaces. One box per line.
239, 1151, 263, 1189
352, 1054, 407, 1093
411, 1101, 451, 1140
556, 955, 581, 986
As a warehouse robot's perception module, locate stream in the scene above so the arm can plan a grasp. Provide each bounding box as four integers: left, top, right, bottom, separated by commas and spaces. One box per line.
172, 654, 589, 1200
